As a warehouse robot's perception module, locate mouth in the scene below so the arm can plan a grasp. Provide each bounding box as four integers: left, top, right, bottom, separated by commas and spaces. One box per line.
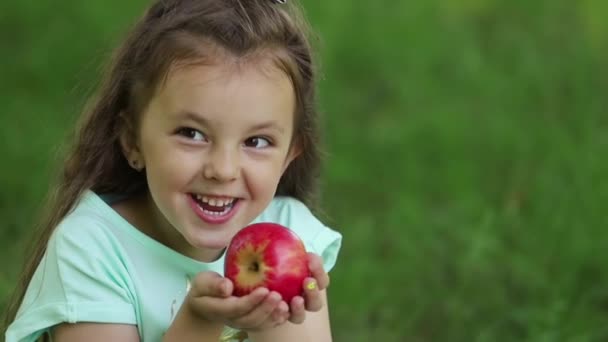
188, 193, 241, 224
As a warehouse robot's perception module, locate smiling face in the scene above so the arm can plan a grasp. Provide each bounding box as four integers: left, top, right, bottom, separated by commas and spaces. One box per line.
124, 57, 298, 261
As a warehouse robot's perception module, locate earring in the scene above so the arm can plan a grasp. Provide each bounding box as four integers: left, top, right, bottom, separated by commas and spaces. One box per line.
131, 160, 142, 171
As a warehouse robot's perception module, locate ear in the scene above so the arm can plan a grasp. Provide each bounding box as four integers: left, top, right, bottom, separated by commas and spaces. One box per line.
119, 112, 144, 171
282, 143, 301, 174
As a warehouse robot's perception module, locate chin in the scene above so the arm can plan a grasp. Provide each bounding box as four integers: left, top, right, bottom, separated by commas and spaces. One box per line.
188, 232, 232, 250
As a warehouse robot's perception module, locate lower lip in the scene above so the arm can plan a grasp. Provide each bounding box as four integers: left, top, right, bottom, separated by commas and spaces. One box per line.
187, 195, 241, 225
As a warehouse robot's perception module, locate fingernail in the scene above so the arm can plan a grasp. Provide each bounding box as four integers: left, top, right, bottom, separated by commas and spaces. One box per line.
306, 281, 317, 291
270, 292, 281, 301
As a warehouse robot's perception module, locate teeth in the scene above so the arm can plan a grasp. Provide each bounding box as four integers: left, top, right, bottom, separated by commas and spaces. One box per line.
201, 206, 231, 216
192, 195, 236, 218
193, 194, 235, 207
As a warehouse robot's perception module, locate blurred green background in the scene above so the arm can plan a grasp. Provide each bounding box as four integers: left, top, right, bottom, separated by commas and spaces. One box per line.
2, 0, 608, 341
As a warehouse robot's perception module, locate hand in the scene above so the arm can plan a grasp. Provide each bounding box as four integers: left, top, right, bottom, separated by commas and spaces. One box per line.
287, 253, 330, 324
186, 271, 290, 332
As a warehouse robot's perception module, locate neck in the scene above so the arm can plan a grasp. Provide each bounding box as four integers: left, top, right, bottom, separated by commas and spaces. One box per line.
138, 192, 225, 262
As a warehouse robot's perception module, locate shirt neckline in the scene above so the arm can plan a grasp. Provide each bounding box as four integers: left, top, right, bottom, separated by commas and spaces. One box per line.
81, 190, 226, 275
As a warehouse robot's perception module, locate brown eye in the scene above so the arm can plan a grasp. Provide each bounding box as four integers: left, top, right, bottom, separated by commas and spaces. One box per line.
177, 127, 206, 141
244, 137, 270, 148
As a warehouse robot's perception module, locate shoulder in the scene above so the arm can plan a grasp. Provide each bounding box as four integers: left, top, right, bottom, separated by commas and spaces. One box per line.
50, 198, 124, 261
255, 197, 343, 272
5, 194, 137, 342
256, 196, 324, 238
51, 190, 135, 251
258, 197, 323, 226
47, 196, 135, 296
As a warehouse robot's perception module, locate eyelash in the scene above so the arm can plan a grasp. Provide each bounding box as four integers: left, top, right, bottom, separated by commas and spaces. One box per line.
176, 127, 206, 141
244, 136, 273, 149
175, 127, 273, 149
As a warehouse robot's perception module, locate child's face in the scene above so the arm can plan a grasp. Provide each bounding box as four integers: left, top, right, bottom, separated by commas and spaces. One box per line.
133, 59, 298, 261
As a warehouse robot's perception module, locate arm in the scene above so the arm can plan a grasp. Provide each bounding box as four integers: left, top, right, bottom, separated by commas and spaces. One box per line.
248, 290, 332, 342
247, 254, 333, 342
162, 300, 225, 342
50, 313, 224, 342
51, 324, 140, 342
49, 270, 288, 342
166, 271, 289, 340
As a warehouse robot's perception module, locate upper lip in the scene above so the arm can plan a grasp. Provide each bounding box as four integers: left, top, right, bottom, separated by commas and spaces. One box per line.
190, 193, 239, 200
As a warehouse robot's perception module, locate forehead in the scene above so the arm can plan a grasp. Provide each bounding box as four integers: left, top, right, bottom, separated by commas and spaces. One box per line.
152, 58, 296, 126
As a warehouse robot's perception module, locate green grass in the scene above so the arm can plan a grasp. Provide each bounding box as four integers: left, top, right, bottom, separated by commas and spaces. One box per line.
2, 1, 608, 340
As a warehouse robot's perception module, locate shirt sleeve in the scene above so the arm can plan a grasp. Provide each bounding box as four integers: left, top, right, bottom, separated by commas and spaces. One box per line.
256, 197, 343, 273
5, 216, 137, 342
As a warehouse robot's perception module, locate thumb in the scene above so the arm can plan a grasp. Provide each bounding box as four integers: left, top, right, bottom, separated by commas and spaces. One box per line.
189, 271, 233, 298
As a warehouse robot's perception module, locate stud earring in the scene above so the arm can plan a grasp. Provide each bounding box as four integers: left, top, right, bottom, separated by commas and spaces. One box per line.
131, 160, 142, 171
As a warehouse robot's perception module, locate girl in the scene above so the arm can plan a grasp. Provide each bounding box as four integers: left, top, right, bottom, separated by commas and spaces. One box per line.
3, 0, 341, 341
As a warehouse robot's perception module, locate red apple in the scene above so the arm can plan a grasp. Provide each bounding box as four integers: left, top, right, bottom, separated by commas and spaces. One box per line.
224, 222, 310, 302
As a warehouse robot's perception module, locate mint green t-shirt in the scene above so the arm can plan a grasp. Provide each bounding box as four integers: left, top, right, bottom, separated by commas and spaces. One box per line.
5, 191, 342, 342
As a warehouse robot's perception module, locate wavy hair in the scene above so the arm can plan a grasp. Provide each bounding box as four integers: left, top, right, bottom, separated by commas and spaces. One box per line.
3, 0, 322, 330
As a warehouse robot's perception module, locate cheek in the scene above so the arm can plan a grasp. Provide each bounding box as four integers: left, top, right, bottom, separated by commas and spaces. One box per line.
146, 150, 201, 188
247, 158, 288, 190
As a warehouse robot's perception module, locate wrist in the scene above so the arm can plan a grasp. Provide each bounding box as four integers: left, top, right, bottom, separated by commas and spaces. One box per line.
163, 299, 224, 342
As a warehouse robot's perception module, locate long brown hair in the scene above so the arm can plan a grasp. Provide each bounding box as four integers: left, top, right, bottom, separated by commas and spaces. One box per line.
3, 0, 322, 329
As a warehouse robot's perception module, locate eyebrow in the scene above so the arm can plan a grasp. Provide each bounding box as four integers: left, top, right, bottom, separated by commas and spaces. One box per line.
174, 110, 211, 126
174, 110, 286, 134
249, 121, 285, 135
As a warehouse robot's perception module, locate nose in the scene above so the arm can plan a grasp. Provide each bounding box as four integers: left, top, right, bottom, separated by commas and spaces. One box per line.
202, 145, 239, 182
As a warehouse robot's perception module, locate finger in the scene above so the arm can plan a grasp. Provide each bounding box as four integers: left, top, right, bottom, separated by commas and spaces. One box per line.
308, 253, 330, 290
232, 291, 282, 329
189, 271, 233, 298
191, 287, 269, 320
302, 278, 324, 312
288, 296, 306, 324
270, 300, 290, 327
226, 287, 271, 319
